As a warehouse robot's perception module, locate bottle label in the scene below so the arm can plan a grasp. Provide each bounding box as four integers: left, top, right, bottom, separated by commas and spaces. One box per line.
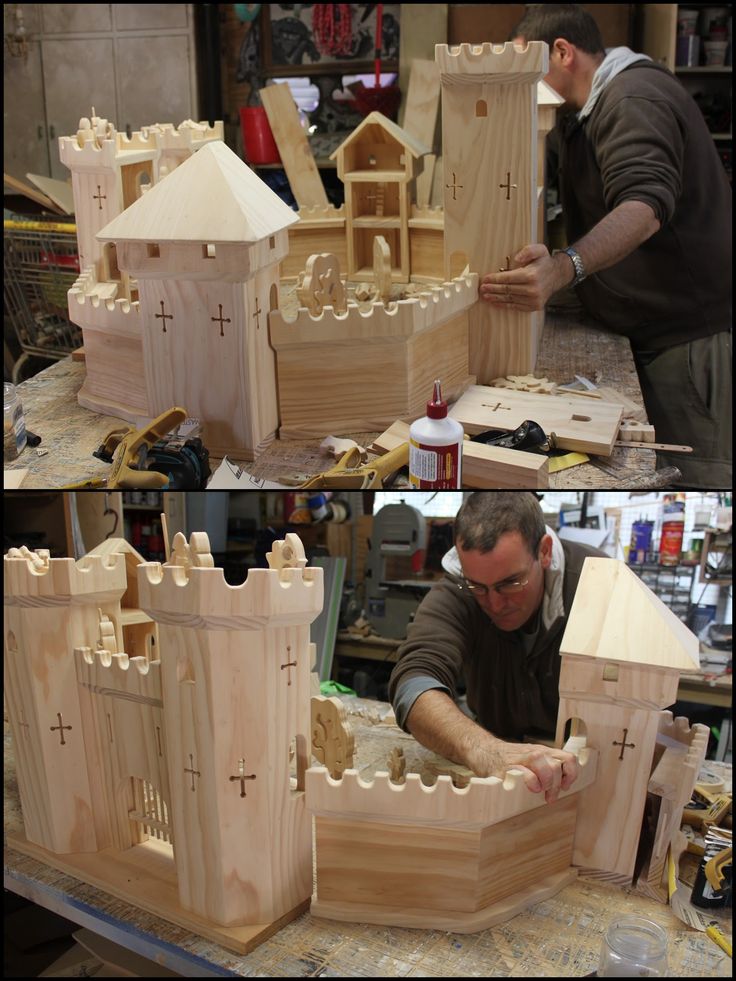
409, 438, 461, 489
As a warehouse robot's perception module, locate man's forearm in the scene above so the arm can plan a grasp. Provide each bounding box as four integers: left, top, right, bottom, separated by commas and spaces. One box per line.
405, 688, 504, 775
406, 688, 581, 801
571, 199, 661, 279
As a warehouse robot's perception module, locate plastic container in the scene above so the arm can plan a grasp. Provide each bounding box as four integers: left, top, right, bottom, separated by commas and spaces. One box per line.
660, 514, 685, 565
629, 519, 654, 565
240, 107, 281, 165
703, 39, 728, 64
598, 916, 668, 977
409, 379, 463, 489
677, 8, 700, 35
4, 382, 27, 461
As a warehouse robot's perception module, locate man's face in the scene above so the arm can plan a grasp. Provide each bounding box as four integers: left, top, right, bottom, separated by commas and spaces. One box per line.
456, 530, 552, 632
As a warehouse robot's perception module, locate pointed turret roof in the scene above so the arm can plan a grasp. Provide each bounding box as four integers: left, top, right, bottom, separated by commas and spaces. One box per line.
330, 111, 430, 160
560, 558, 700, 672
96, 140, 299, 244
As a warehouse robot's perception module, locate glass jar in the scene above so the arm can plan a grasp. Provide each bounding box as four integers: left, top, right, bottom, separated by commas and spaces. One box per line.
4, 382, 27, 462
598, 916, 668, 977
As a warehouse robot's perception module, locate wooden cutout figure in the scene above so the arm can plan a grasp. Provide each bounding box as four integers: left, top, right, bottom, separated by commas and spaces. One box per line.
311, 695, 355, 779
298, 253, 348, 315
388, 746, 406, 784
169, 531, 214, 570
96, 609, 117, 654
373, 235, 393, 304
267, 532, 307, 571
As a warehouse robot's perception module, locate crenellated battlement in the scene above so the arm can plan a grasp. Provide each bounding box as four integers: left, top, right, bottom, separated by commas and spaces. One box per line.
270, 272, 478, 348
75, 646, 163, 703
306, 746, 597, 830
68, 266, 141, 335
4, 550, 127, 605
136, 562, 323, 631
435, 40, 548, 78
60, 117, 222, 174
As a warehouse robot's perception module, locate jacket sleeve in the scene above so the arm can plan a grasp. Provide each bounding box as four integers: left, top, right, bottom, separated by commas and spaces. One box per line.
388, 579, 475, 729
590, 91, 686, 226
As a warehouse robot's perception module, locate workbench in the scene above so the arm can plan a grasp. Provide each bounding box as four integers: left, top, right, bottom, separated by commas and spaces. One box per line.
5, 307, 682, 489
4, 703, 731, 978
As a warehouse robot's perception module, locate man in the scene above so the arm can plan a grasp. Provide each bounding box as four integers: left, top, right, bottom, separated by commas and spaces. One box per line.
479, 5, 731, 489
389, 492, 607, 803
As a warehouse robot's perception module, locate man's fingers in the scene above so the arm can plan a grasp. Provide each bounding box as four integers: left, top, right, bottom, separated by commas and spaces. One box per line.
514, 243, 549, 265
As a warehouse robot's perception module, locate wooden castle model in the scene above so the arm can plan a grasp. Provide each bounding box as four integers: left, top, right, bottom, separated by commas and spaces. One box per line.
303, 556, 708, 930
5, 532, 323, 953
61, 42, 556, 454
6, 541, 708, 945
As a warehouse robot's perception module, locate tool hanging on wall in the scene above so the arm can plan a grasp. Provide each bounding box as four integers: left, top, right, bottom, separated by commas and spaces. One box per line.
63, 408, 210, 490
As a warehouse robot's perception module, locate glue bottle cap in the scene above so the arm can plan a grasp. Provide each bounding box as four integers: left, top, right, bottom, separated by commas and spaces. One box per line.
426, 379, 448, 419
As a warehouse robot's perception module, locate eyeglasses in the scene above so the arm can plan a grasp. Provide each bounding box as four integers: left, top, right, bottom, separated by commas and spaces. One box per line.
451, 573, 531, 598
450, 545, 541, 598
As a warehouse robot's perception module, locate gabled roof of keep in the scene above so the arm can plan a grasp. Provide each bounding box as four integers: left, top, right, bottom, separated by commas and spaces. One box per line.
96, 140, 299, 244
330, 111, 431, 161
560, 558, 700, 671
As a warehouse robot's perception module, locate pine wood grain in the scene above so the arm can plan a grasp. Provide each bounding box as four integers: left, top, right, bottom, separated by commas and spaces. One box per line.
260, 83, 329, 209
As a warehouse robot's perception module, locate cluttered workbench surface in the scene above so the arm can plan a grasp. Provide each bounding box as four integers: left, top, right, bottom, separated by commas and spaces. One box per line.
5, 307, 680, 491
5, 700, 731, 978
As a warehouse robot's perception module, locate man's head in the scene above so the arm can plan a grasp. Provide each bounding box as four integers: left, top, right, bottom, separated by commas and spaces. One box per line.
454, 492, 553, 631
512, 4, 605, 108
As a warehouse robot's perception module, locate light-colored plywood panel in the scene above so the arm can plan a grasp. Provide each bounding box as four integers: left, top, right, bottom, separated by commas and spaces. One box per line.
449, 385, 623, 455
260, 83, 329, 210
559, 559, 700, 671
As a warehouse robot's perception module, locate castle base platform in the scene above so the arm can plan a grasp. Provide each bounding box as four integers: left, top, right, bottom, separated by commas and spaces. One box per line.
6, 831, 310, 955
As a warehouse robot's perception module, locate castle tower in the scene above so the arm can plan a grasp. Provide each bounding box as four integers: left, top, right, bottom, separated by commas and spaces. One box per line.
60, 111, 224, 283
555, 558, 701, 884
94, 141, 300, 458
3, 547, 128, 853
436, 42, 548, 382
136, 533, 323, 927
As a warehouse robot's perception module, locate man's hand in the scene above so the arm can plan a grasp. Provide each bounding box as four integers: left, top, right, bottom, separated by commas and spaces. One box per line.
466, 739, 580, 804
479, 245, 573, 312
405, 691, 580, 805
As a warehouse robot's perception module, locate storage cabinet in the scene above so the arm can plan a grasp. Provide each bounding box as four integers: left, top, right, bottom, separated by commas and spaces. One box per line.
640, 4, 732, 175
3, 4, 199, 182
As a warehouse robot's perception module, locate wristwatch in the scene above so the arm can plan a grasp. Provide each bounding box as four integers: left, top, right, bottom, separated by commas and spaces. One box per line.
558, 246, 587, 286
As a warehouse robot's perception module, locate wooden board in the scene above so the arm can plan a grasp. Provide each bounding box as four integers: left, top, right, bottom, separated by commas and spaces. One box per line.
401, 59, 441, 208
4, 172, 66, 214
6, 831, 309, 955
448, 385, 624, 456
260, 82, 329, 209
26, 173, 75, 215
4, 468, 29, 488
371, 419, 548, 489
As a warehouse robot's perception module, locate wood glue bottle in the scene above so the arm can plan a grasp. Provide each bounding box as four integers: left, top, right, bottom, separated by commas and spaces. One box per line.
409, 379, 463, 489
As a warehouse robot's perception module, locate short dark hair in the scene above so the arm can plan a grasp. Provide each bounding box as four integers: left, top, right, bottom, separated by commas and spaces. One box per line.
511, 4, 604, 56
454, 492, 546, 556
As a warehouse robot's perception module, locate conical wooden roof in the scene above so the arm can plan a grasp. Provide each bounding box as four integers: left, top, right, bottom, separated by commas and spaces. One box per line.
330, 111, 430, 160
97, 140, 299, 244
560, 558, 700, 671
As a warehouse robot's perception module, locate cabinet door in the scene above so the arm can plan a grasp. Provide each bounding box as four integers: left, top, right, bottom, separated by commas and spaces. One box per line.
113, 4, 190, 31
4, 5, 50, 179
115, 34, 195, 133
42, 38, 117, 179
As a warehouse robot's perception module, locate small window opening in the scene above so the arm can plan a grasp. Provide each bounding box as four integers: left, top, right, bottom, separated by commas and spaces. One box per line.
147, 243, 160, 258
